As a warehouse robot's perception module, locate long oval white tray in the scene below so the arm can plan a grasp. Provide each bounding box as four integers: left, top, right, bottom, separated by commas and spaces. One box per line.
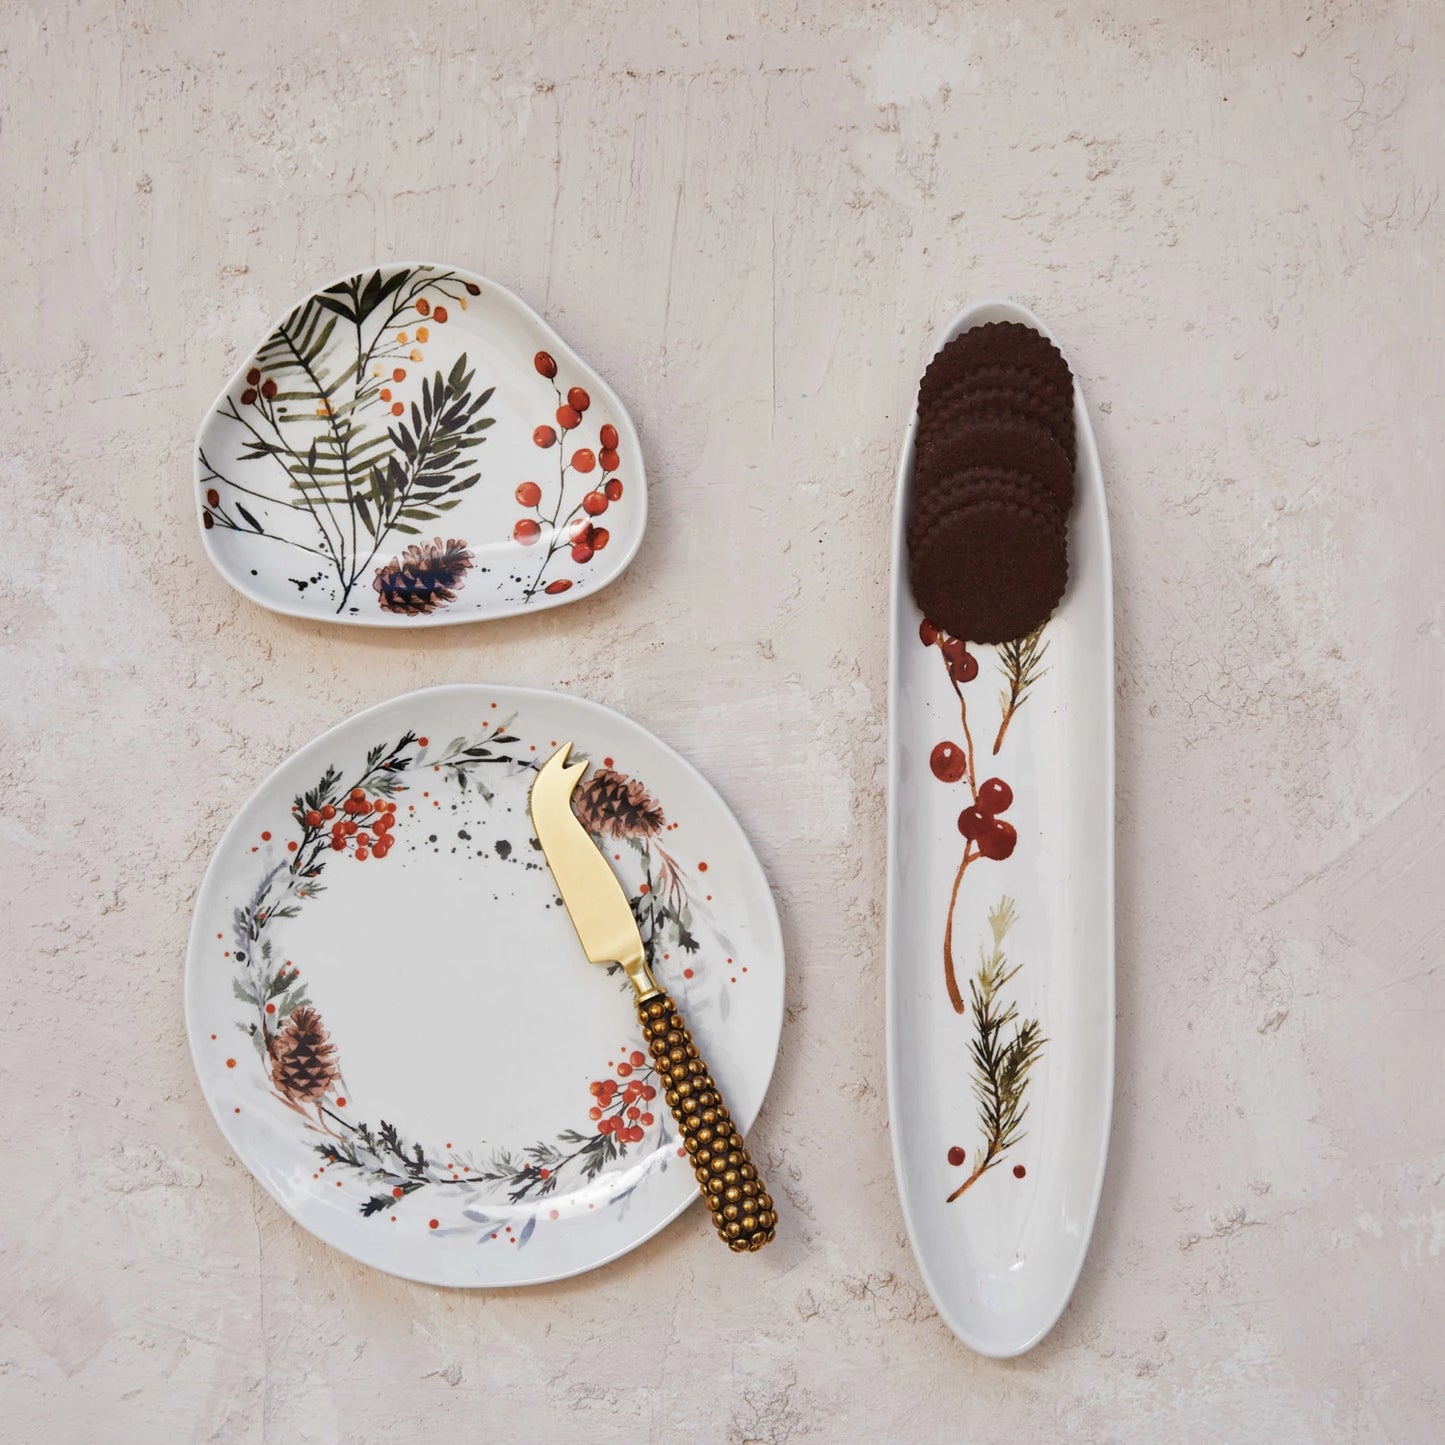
886, 299, 1115, 1356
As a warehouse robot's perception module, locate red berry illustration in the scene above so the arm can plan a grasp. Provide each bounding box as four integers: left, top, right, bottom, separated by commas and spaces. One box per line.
604, 479, 623, 502
433, 306, 448, 323
305, 810, 322, 827
569, 516, 592, 541
590, 527, 610, 550
929, 741, 968, 783
465, 282, 481, 295
321, 804, 336, 820
977, 817, 1017, 860
940, 636, 967, 666
598, 447, 620, 471
534, 351, 557, 378
545, 579, 573, 594
919, 619, 939, 646
582, 491, 608, 516
947, 1145, 966, 1167
957, 806, 988, 840
416, 297, 431, 316
202, 511, 214, 529
1013, 1164, 1027, 1179
977, 778, 1013, 814
241, 388, 257, 406
380, 388, 392, 402
515, 480, 542, 507
556, 404, 581, 431
572, 448, 597, 473
513, 519, 541, 544
567, 386, 590, 412
393, 367, 406, 382
571, 543, 594, 564
949, 649, 979, 683
261, 379, 278, 400
599, 422, 619, 449
246, 367, 261, 385
533, 425, 557, 448
391, 402, 405, 416
205, 488, 220, 507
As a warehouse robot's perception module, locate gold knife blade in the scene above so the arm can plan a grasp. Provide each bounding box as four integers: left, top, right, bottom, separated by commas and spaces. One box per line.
529, 742, 659, 998
528, 741, 778, 1251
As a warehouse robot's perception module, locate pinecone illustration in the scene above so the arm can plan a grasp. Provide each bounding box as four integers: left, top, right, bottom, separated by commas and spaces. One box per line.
372, 536, 474, 615
269, 1006, 339, 1104
573, 768, 665, 839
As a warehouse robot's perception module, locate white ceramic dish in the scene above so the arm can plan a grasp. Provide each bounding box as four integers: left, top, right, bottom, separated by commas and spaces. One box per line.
186, 685, 783, 1286
195, 264, 645, 625
886, 300, 1114, 1356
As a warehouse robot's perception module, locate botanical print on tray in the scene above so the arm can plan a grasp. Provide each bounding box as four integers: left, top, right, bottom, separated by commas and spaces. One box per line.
214, 717, 733, 1247
920, 619, 1049, 1202
197, 266, 632, 618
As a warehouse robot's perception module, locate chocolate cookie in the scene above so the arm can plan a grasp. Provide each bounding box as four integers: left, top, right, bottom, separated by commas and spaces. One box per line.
906, 470, 1049, 555
926, 386, 1075, 464
908, 493, 1068, 644
915, 417, 1074, 516
919, 323, 1072, 408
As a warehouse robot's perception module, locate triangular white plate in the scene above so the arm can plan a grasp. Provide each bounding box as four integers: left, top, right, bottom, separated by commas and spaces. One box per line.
886, 300, 1115, 1355
195, 264, 646, 625
186, 685, 783, 1286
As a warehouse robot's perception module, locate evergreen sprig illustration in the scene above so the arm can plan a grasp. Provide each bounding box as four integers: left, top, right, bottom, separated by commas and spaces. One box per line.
201, 267, 494, 612
947, 897, 1046, 1202
993, 628, 1050, 754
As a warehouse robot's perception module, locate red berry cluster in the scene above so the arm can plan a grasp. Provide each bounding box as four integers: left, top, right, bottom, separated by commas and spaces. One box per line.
921, 616, 1017, 861
515, 354, 626, 574
957, 778, 1016, 859
564, 516, 611, 564
586, 1049, 657, 1145
919, 618, 978, 683
240, 366, 279, 407
315, 788, 399, 861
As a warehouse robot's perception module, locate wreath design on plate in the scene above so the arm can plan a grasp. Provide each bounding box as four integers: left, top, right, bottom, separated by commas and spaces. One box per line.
220, 717, 725, 1246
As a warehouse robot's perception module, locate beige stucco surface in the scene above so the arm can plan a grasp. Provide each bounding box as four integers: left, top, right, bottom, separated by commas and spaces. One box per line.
2, 2, 1441, 1440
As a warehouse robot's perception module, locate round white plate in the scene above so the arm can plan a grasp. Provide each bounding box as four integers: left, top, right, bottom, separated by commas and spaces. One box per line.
886, 300, 1115, 1356
186, 685, 783, 1286
195, 263, 646, 625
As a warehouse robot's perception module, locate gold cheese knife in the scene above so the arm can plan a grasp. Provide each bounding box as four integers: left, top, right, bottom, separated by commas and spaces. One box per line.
529, 742, 777, 1253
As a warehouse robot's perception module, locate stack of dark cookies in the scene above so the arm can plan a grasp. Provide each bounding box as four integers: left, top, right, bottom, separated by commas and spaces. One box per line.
907, 322, 1076, 644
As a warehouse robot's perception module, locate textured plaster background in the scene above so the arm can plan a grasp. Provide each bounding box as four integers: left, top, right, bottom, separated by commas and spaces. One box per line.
2, 2, 1442, 1441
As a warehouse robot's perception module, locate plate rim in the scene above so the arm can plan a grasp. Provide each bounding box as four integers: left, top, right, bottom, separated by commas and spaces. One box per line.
884, 298, 1116, 1356
193, 261, 649, 629
185, 682, 785, 1287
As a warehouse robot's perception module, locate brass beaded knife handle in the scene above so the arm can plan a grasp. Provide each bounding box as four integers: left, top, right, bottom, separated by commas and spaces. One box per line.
638, 991, 776, 1251
529, 743, 777, 1253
